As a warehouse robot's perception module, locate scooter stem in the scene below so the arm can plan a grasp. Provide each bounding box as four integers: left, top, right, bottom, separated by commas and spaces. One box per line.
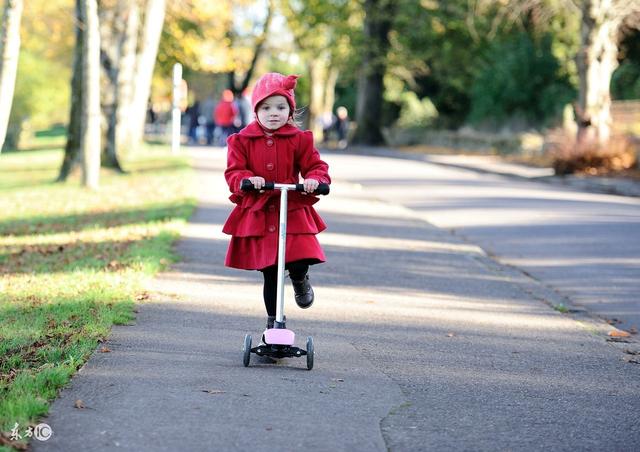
275, 186, 289, 326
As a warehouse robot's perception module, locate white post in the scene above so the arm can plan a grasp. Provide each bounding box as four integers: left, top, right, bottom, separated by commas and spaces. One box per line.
171, 63, 182, 154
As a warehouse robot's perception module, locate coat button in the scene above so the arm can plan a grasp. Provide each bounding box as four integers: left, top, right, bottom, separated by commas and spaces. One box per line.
266, 163, 274, 170
266, 139, 274, 146
268, 225, 276, 232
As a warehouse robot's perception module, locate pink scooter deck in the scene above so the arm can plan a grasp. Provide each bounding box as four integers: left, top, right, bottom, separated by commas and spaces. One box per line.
264, 328, 295, 346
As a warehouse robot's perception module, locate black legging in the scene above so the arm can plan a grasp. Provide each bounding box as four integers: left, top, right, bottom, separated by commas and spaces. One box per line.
261, 261, 309, 316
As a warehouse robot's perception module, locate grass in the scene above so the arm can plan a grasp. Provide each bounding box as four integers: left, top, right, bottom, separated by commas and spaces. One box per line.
0, 145, 196, 450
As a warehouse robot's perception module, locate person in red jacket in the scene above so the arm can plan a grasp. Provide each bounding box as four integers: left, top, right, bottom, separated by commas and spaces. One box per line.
214, 89, 239, 146
223, 72, 331, 333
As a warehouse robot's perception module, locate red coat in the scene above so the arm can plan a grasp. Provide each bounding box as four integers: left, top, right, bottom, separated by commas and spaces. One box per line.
214, 100, 238, 127
222, 121, 331, 270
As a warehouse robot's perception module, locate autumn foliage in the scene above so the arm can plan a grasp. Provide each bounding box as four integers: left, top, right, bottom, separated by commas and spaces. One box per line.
551, 133, 638, 176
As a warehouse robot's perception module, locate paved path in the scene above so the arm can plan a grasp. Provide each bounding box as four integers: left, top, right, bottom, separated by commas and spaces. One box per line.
36, 147, 640, 451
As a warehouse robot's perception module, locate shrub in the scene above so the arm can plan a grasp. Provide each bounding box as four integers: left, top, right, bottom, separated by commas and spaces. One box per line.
469, 32, 575, 129
551, 133, 638, 175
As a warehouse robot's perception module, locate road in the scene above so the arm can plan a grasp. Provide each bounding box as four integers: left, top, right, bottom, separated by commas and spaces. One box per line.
35, 147, 640, 452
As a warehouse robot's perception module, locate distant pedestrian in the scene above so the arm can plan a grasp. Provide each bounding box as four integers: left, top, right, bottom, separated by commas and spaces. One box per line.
335, 106, 349, 149
186, 100, 200, 144
222, 72, 331, 339
200, 96, 216, 145
214, 89, 238, 146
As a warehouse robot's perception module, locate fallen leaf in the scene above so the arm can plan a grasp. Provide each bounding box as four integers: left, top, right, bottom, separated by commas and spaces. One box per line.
201, 389, 225, 395
100, 347, 111, 353
74, 399, 86, 409
608, 330, 631, 338
135, 292, 150, 301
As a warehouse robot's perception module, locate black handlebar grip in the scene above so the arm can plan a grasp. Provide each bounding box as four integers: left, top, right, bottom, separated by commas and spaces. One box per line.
314, 183, 330, 195
240, 179, 254, 191
295, 183, 330, 195
241, 179, 275, 191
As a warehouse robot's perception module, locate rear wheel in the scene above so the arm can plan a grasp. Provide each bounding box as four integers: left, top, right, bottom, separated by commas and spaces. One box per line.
306, 336, 314, 370
243, 334, 252, 367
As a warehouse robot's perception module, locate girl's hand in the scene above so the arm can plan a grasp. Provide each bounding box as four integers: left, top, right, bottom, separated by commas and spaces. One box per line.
302, 178, 319, 194
245, 176, 265, 190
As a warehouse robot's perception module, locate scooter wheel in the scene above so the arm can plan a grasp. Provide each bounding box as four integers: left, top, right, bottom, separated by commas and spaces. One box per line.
243, 334, 252, 367
306, 336, 314, 370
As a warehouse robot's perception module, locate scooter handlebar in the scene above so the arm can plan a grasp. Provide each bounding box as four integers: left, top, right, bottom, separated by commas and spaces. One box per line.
241, 179, 330, 195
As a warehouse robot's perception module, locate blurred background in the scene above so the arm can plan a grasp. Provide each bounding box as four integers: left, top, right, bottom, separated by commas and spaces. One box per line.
1, 0, 640, 181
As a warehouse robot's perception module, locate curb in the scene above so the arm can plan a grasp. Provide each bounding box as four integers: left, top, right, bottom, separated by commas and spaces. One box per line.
326, 146, 640, 198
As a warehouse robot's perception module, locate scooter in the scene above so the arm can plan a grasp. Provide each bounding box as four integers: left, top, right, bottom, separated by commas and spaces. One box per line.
240, 179, 330, 370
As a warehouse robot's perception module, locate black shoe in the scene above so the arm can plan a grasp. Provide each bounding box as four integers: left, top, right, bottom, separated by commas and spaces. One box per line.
266, 316, 276, 330
291, 275, 314, 309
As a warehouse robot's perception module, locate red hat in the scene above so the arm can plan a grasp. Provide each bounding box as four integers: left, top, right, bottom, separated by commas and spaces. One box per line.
251, 73, 299, 115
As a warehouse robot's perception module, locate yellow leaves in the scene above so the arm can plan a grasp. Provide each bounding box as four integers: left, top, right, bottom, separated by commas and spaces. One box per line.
608, 330, 631, 338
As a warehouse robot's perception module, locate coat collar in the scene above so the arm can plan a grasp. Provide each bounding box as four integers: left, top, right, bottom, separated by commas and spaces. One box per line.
238, 121, 299, 138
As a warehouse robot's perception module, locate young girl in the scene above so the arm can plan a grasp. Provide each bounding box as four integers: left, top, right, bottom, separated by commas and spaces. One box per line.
222, 72, 331, 334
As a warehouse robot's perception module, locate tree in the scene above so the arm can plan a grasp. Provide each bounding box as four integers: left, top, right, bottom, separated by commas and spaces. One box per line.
99, 0, 140, 171
0, 0, 23, 152
279, 0, 357, 139
79, 0, 101, 189
575, 0, 640, 145
226, 0, 273, 96
352, 0, 396, 145
122, 0, 165, 154
58, 0, 83, 181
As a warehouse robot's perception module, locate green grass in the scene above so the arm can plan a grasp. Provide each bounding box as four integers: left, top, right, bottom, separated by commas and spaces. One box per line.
0, 145, 196, 450
553, 303, 570, 314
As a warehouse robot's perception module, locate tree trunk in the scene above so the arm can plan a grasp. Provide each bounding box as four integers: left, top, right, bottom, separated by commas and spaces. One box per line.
115, 0, 139, 155
58, 0, 84, 181
352, 0, 395, 145
227, 0, 273, 95
576, 0, 624, 145
123, 0, 165, 153
308, 54, 337, 139
99, 0, 138, 172
0, 0, 23, 152
80, 0, 101, 189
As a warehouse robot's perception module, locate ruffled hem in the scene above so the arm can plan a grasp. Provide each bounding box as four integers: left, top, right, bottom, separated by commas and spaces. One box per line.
225, 234, 326, 270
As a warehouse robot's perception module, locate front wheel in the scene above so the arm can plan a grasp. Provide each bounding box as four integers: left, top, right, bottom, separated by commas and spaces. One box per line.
243, 334, 252, 367
306, 336, 314, 370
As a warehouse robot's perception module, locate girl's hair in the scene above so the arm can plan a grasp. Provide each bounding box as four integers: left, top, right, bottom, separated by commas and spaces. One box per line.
290, 106, 306, 129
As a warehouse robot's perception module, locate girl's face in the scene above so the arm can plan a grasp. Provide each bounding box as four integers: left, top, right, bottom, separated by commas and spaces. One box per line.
256, 95, 290, 130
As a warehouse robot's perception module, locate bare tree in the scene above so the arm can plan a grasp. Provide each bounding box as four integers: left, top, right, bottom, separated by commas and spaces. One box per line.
227, 0, 273, 99
0, 0, 23, 152
80, 0, 102, 189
